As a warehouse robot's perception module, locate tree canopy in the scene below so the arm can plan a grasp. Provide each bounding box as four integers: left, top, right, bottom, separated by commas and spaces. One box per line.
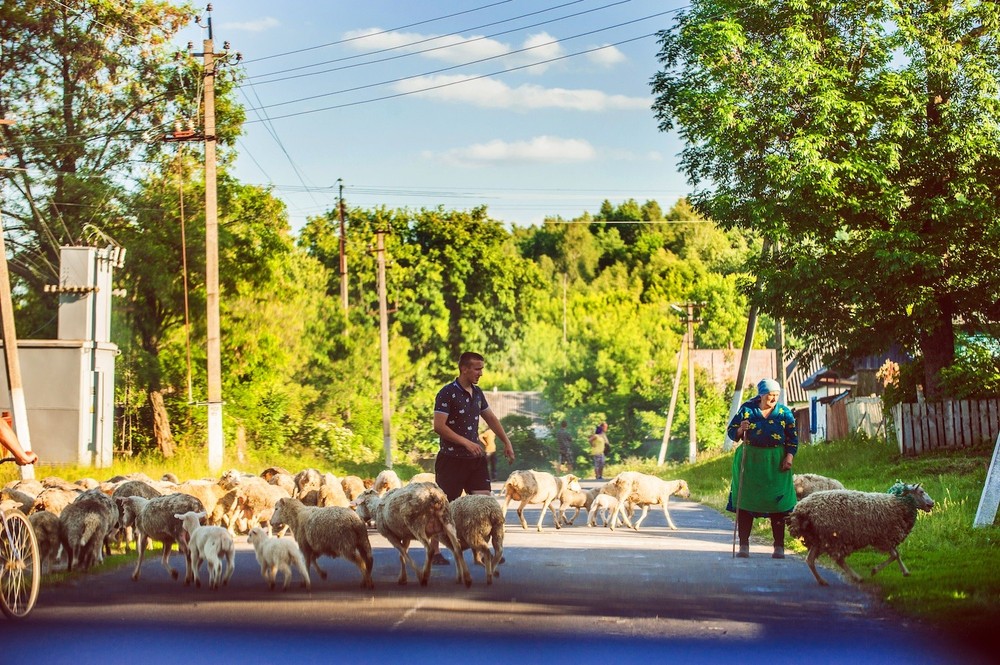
651, 0, 1000, 398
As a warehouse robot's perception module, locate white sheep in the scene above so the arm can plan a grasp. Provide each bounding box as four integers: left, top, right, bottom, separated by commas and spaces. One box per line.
501, 470, 580, 532
371, 483, 471, 588
587, 493, 629, 528
270, 497, 374, 589
174, 510, 236, 590
247, 526, 311, 591
794, 473, 846, 499
121, 493, 205, 581
340, 475, 367, 501
29, 486, 82, 517
174, 479, 230, 526
318, 473, 351, 508
408, 472, 436, 485
558, 485, 598, 525
373, 469, 403, 496
350, 488, 379, 527
605, 472, 690, 531
293, 468, 323, 505
450, 494, 505, 585
788, 481, 935, 586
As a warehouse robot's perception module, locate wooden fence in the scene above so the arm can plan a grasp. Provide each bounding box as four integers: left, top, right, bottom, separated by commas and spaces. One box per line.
891, 398, 1000, 455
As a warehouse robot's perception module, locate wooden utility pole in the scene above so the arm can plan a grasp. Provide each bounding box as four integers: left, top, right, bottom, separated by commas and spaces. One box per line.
0, 117, 35, 479
338, 178, 348, 316
375, 231, 392, 468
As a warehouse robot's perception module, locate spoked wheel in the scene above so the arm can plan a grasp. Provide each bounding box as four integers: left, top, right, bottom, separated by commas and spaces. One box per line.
0, 510, 40, 619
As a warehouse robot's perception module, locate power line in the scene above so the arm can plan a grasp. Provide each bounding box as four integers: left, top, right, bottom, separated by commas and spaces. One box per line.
245, 0, 614, 82
241, 0, 516, 64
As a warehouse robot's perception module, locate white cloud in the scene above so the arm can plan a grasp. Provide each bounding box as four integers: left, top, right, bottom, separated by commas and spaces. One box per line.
394, 75, 648, 111
587, 44, 627, 67
221, 17, 279, 33
430, 136, 597, 167
341, 29, 563, 70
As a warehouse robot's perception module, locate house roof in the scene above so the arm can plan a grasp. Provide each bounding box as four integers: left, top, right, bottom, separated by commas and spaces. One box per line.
800, 367, 858, 392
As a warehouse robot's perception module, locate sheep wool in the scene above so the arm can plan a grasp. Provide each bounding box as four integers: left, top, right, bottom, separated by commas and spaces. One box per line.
789, 481, 934, 586
450, 495, 505, 585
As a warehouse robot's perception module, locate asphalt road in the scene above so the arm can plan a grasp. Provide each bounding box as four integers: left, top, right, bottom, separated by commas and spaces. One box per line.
2, 481, 988, 664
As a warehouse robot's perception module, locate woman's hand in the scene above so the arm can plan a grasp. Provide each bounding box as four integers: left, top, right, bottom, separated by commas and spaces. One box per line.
736, 420, 750, 439
779, 453, 793, 472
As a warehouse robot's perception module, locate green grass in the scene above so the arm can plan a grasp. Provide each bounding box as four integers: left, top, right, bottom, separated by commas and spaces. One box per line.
6, 437, 997, 644
662, 435, 999, 645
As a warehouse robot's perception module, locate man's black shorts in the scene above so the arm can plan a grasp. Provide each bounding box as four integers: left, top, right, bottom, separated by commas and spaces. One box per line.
434, 453, 491, 501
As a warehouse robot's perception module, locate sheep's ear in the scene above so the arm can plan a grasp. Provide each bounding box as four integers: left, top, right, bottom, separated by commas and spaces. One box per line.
173, 513, 183, 520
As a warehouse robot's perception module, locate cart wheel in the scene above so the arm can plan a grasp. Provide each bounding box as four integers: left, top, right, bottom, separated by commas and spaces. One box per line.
0, 510, 40, 619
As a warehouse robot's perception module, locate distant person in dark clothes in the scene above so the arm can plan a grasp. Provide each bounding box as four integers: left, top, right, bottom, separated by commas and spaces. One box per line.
726, 378, 798, 559
556, 421, 573, 472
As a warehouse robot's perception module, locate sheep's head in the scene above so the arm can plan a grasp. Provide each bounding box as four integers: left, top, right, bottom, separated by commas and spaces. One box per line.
173, 510, 207, 534
887, 481, 934, 513
673, 479, 691, 498
247, 526, 269, 547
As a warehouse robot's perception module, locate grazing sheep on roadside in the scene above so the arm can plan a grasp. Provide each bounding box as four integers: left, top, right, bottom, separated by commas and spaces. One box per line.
270, 497, 374, 589
59, 489, 118, 571
605, 472, 689, 531
30, 486, 82, 517
558, 485, 598, 525
450, 494, 504, 585
341, 475, 366, 501
789, 481, 935, 586
373, 469, 402, 496
121, 493, 205, 581
174, 510, 236, 589
318, 473, 350, 508
501, 470, 580, 532
408, 472, 436, 485
111, 480, 164, 552
370, 483, 471, 587
247, 526, 311, 591
29, 510, 62, 572
794, 473, 846, 500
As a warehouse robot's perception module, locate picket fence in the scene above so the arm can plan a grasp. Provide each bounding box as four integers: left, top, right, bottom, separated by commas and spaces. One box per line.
891, 398, 1000, 455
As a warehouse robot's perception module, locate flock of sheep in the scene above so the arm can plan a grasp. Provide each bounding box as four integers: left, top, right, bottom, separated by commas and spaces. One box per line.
0, 464, 933, 591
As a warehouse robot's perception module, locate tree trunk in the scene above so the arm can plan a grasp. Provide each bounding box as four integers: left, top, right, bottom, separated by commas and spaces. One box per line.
149, 390, 175, 458
919, 295, 956, 401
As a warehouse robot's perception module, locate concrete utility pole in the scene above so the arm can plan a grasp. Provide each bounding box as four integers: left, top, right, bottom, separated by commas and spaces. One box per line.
657, 332, 686, 466
338, 178, 348, 316
375, 231, 392, 468
0, 117, 35, 479
672, 302, 705, 464
723, 239, 772, 452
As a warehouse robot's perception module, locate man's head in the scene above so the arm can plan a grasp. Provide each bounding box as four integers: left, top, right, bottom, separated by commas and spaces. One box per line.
458, 352, 485, 385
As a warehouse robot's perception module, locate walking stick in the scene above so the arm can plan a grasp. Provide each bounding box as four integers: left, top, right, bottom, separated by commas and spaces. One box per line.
732, 426, 748, 558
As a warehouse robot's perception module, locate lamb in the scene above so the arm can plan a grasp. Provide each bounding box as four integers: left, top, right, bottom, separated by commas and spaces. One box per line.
588, 493, 630, 527
247, 526, 311, 591
121, 493, 205, 581
58, 489, 119, 571
341, 475, 366, 501
28, 510, 62, 572
174, 510, 236, 589
270, 497, 374, 589
788, 481, 935, 586
373, 469, 402, 496
366, 483, 471, 587
450, 494, 504, 585
794, 473, 846, 500
558, 485, 598, 525
605, 472, 690, 531
501, 470, 580, 532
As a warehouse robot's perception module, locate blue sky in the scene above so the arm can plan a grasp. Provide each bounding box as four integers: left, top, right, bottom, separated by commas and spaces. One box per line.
177, 0, 691, 231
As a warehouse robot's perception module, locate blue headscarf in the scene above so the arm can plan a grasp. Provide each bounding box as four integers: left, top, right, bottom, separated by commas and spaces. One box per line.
757, 378, 780, 396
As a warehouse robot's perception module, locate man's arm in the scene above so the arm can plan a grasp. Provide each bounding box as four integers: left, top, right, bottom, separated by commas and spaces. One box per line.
433, 412, 484, 456
480, 409, 515, 463
0, 418, 37, 466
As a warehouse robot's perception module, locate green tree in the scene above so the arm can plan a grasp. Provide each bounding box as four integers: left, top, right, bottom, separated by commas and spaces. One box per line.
0, 1, 194, 335
651, 0, 1000, 399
